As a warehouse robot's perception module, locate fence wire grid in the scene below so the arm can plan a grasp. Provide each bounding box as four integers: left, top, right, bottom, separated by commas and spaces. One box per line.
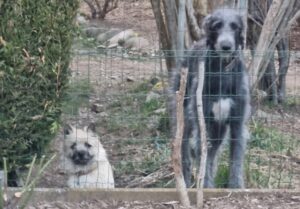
65, 46, 300, 189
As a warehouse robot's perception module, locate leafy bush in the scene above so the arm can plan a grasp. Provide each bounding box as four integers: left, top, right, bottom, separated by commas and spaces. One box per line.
0, 0, 79, 178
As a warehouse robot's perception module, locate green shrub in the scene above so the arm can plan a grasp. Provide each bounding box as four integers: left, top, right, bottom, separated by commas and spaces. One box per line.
0, 0, 79, 176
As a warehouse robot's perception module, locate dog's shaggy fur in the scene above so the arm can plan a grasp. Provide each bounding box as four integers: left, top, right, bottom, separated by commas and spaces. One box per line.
62, 125, 114, 188
182, 8, 251, 188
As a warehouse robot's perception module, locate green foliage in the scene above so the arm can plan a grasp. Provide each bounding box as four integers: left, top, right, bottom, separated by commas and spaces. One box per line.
0, 0, 79, 172
98, 81, 171, 187
141, 99, 162, 116
244, 120, 298, 188
214, 163, 229, 188
244, 155, 270, 188
102, 81, 167, 136
249, 121, 292, 152
62, 79, 92, 115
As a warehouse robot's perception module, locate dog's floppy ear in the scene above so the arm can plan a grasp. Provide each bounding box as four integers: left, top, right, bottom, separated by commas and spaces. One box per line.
237, 14, 245, 49
202, 14, 212, 34
64, 124, 73, 135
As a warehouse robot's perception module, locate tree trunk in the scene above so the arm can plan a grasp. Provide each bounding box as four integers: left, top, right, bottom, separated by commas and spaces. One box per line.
259, 54, 278, 104
249, 0, 300, 91
83, 0, 97, 18
171, 1, 191, 206
276, 37, 290, 103
238, 0, 248, 48
83, 0, 118, 19
247, 0, 299, 106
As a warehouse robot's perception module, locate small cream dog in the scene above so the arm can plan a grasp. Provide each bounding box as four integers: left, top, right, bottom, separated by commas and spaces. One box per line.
61, 124, 114, 188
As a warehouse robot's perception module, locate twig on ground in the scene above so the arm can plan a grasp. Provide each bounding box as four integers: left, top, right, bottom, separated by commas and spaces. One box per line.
126, 165, 174, 188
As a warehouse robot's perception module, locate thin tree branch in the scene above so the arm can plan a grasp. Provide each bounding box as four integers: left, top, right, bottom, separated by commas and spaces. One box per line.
176, 0, 186, 63
186, 0, 202, 41
196, 60, 207, 209
172, 68, 190, 208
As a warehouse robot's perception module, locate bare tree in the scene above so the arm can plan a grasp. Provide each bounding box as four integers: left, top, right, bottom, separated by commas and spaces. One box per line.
151, 0, 208, 145
171, 0, 190, 207
248, 0, 300, 104
83, 0, 118, 19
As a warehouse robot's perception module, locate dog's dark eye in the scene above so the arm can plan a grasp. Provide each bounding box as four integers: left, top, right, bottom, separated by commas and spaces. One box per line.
85, 142, 92, 148
230, 22, 239, 30
70, 143, 76, 149
211, 21, 223, 31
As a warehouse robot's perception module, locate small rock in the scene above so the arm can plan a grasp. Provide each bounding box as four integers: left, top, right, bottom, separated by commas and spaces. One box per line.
154, 108, 166, 114
124, 36, 150, 51
96, 28, 121, 43
91, 103, 102, 113
126, 76, 135, 82
99, 112, 109, 118
152, 81, 166, 93
146, 91, 161, 103
141, 51, 149, 56
76, 14, 88, 25
256, 109, 281, 121
291, 196, 300, 201
147, 116, 160, 130
107, 29, 135, 46
150, 77, 160, 85
98, 200, 109, 208
110, 75, 118, 80
97, 45, 106, 49
254, 89, 268, 101
107, 43, 118, 49
84, 27, 107, 38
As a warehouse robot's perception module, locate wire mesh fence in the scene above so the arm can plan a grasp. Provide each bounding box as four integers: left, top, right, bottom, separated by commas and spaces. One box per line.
62, 44, 300, 190
54, 1, 300, 189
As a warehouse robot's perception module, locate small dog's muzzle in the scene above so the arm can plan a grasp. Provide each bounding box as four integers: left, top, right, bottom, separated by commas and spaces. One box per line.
72, 150, 93, 165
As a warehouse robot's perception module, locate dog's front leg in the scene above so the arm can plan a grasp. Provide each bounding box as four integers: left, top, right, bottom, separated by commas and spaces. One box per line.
229, 122, 247, 188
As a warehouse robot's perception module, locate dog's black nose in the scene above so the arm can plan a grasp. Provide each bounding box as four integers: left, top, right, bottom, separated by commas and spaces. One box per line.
72, 150, 93, 165
221, 44, 232, 51
77, 151, 85, 158
220, 41, 233, 51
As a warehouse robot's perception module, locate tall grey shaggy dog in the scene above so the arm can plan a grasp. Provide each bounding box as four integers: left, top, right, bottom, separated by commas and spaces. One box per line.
182, 8, 251, 188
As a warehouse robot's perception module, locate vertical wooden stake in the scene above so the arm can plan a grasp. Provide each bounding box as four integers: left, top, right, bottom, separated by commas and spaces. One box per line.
196, 61, 207, 208
172, 67, 190, 208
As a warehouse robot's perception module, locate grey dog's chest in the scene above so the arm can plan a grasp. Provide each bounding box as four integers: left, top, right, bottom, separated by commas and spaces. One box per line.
204, 67, 241, 95
203, 60, 245, 122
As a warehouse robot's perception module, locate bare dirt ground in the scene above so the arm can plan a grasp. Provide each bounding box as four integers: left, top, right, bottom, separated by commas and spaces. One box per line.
79, 0, 158, 46
28, 193, 300, 209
